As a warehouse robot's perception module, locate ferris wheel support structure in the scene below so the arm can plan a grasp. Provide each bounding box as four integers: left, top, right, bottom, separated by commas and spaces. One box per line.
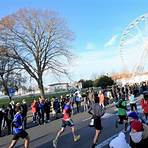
119, 13, 148, 81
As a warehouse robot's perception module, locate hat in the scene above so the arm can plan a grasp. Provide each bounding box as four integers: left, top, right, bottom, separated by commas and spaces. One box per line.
22, 99, 26, 104
131, 120, 143, 132
128, 112, 138, 119
16, 102, 21, 106
10, 100, 15, 105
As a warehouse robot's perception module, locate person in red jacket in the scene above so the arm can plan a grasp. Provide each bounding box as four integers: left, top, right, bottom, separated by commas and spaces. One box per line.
141, 92, 148, 120
31, 99, 38, 123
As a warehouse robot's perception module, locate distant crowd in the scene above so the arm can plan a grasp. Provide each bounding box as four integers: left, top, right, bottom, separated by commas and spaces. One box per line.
0, 82, 148, 137
0, 82, 148, 148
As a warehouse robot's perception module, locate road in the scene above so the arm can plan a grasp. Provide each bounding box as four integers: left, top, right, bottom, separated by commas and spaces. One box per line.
0, 97, 143, 148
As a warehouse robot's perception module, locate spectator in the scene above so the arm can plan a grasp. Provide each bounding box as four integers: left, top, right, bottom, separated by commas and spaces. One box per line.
2, 105, 6, 129
9, 100, 16, 116
38, 97, 45, 124
82, 92, 89, 111
98, 90, 105, 108
75, 93, 81, 113
109, 132, 131, 148
88, 89, 95, 105
0, 107, 4, 136
129, 92, 137, 111
141, 91, 148, 121
60, 95, 66, 112
130, 120, 148, 147
31, 99, 38, 123
21, 99, 28, 129
4, 104, 13, 135
53, 97, 61, 119
44, 99, 51, 122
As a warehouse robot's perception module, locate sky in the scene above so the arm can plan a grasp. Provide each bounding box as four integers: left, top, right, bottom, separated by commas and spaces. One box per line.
1, 0, 148, 86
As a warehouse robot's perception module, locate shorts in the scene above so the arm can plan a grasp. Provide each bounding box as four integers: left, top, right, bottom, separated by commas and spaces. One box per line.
94, 117, 102, 130
62, 119, 74, 128
12, 130, 28, 140
118, 115, 127, 124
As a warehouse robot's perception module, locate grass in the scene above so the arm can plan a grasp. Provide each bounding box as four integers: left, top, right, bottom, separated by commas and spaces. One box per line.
0, 90, 68, 107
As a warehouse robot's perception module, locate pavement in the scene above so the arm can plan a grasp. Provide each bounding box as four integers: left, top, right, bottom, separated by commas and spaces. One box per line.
0, 95, 145, 148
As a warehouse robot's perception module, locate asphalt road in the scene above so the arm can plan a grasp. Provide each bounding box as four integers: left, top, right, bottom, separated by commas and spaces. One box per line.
0, 96, 143, 148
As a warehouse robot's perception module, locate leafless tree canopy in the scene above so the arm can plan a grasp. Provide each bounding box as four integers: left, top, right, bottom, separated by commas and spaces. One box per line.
0, 46, 23, 100
0, 8, 74, 98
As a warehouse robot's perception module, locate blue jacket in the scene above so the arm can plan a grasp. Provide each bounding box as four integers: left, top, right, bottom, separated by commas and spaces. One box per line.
12, 112, 23, 134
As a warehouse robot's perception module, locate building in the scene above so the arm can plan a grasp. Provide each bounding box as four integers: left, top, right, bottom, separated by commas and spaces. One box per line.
112, 72, 148, 84
48, 83, 69, 92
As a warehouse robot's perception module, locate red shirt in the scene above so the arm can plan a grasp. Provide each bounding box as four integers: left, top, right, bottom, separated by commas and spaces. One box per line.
31, 102, 37, 113
63, 104, 72, 121
141, 99, 148, 113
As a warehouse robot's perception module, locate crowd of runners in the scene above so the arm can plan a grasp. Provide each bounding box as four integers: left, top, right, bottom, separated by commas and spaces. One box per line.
0, 82, 148, 148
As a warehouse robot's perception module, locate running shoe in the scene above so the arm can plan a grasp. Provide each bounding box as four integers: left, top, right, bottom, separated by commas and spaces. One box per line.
53, 139, 58, 148
74, 135, 80, 142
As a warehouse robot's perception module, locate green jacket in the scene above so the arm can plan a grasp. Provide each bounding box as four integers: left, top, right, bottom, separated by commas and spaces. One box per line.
116, 100, 127, 116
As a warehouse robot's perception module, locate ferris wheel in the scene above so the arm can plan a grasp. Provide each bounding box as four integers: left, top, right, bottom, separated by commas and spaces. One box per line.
119, 13, 148, 76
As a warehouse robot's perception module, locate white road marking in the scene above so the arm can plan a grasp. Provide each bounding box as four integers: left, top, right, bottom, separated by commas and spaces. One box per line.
96, 133, 119, 148
82, 117, 92, 121
97, 105, 144, 147
96, 97, 143, 147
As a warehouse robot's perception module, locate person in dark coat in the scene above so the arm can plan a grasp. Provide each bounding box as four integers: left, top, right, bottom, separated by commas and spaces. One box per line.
4, 104, 13, 135
21, 100, 28, 129
0, 108, 4, 136
53, 97, 61, 119
44, 99, 51, 122
37, 97, 45, 124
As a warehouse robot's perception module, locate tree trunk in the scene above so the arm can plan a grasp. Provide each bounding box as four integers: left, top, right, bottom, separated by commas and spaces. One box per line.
0, 75, 11, 101
37, 78, 45, 99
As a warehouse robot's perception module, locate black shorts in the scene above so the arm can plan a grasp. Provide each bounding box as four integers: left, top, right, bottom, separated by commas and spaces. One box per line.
61, 119, 74, 128
118, 115, 127, 124
12, 130, 28, 140
94, 117, 102, 130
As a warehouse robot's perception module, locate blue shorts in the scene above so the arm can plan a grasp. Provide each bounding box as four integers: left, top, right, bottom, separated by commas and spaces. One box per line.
12, 130, 28, 140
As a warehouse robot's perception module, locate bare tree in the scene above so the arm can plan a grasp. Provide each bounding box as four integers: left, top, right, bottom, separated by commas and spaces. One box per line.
0, 8, 74, 98
0, 46, 22, 100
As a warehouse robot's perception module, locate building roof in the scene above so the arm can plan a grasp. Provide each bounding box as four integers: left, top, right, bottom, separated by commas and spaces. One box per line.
48, 82, 69, 87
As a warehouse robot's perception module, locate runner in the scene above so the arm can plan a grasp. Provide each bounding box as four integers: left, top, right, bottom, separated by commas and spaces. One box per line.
115, 98, 128, 132
8, 104, 29, 148
53, 98, 80, 148
88, 96, 104, 148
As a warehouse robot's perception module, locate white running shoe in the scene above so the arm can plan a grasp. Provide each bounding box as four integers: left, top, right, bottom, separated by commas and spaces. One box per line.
74, 135, 80, 142
53, 139, 57, 148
